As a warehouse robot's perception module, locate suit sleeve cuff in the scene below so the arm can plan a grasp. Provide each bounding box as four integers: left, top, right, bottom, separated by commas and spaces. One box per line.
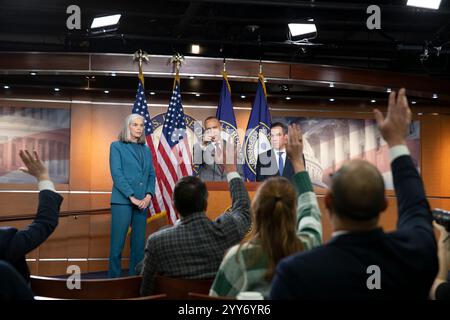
227, 172, 241, 182
38, 180, 56, 192
389, 145, 410, 163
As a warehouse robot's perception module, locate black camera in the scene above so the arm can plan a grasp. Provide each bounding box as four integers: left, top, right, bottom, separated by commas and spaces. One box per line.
432, 209, 450, 232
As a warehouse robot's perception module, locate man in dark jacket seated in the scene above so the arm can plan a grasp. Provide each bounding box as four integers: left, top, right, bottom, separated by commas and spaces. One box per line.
0, 150, 63, 283
270, 89, 438, 300
0, 261, 34, 300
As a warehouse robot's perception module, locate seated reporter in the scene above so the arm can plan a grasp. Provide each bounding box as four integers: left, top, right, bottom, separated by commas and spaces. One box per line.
270, 89, 438, 300
0, 261, 34, 300
140, 143, 251, 296
0, 150, 62, 283
210, 124, 322, 298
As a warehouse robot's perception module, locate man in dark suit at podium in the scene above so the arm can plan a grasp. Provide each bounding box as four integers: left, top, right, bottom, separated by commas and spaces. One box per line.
256, 122, 303, 182
194, 116, 243, 181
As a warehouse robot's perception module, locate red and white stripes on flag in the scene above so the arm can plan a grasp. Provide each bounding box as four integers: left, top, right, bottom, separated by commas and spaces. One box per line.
132, 77, 167, 219
156, 80, 193, 224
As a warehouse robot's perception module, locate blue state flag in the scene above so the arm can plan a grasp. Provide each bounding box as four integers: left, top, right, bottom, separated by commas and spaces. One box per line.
216, 72, 239, 144
242, 75, 272, 181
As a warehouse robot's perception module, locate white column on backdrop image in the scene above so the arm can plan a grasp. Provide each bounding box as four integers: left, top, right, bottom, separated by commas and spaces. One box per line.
364, 119, 377, 163
319, 126, 335, 170
334, 122, 349, 170
349, 120, 365, 159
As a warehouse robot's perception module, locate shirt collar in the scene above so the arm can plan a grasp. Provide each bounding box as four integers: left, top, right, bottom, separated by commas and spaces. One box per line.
331, 230, 350, 238
179, 211, 207, 224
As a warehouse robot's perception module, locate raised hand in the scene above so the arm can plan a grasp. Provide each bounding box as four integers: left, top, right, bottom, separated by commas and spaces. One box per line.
18, 150, 49, 182
286, 123, 305, 173
374, 88, 412, 147
223, 137, 238, 174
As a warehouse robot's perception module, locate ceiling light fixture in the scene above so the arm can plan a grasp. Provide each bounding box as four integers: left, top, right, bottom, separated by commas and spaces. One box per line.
104, 90, 110, 94
54, 88, 60, 92
288, 23, 317, 37
407, 0, 441, 10
150, 92, 156, 95
91, 14, 122, 29
432, 93, 438, 99
285, 96, 291, 100
329, 98, 335, 102
191, 44, 200, 54
3, 85, 10, 89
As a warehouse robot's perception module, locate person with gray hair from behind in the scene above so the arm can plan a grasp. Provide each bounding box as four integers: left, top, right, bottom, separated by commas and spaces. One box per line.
270, 89, 438, 300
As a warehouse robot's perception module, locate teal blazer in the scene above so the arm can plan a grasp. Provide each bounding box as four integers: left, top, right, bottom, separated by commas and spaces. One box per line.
109, 141, 156, 205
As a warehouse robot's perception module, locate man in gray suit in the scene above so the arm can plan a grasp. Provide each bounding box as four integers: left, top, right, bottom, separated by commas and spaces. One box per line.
140, 154, 251, 295
194, 116, 243, 181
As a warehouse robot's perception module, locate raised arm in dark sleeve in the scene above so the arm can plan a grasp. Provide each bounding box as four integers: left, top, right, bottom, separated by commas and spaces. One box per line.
392, 154, 433, 232
2, 190, 62, 263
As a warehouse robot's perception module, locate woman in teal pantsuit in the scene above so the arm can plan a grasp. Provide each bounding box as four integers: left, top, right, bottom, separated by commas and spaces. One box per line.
108, 113, 155, 278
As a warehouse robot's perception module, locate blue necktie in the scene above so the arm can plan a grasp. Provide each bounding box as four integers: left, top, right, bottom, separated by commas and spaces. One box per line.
278, 151, 284, 176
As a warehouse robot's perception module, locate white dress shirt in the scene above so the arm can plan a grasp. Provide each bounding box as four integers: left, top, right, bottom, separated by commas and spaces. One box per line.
273, 148, 287, 171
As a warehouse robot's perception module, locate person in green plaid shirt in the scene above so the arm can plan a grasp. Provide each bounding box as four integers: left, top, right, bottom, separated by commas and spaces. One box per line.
210, 123, 322, 298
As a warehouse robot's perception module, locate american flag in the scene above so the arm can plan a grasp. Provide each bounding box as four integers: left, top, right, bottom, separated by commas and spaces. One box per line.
157, 80, 193, 224
131, 77, 167, 217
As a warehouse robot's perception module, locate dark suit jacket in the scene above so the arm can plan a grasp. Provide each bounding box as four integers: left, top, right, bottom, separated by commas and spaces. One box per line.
256, 150, 303, 182
0, 190, 62, 282
270, 155, 438, 300
0, 261, 34, 300
193, 140, 244, 181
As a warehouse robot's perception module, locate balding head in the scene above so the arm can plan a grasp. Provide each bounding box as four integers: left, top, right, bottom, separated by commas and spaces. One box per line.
329, 159, 387, 221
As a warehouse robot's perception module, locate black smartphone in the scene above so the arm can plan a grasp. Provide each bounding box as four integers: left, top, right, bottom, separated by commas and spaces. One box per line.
432, 209, 450, 232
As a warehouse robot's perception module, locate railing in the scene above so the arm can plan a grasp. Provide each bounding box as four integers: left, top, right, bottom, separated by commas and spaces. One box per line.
0, 207, 110, 222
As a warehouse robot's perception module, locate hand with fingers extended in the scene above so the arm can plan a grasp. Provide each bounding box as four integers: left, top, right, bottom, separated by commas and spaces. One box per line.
286, 123, 305, 173
374, 88, 412, 148
223, 138, 238, 174
18, 150, 50, 182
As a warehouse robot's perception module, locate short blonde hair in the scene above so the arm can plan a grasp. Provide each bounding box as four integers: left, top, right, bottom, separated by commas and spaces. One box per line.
118, 114, 146, 144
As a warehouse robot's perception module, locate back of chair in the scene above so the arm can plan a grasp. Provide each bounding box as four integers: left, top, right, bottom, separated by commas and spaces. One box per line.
153, 275, 214, 299
188, 292, 235, 300
124, 294, 168, 300
30, 275, 142, 299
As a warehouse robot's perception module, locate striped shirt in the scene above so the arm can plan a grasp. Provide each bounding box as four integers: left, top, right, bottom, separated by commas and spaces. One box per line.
209, 171, 322, 298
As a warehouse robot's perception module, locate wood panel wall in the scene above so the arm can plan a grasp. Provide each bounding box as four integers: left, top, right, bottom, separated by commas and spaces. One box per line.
1, 90, 449, 276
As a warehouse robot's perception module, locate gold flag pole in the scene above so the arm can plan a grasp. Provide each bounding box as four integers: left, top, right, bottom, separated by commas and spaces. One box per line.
133, 49, 149, 85
169, 53, 185, 89
222, 57, 231, 92
258, 59, 267, 96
